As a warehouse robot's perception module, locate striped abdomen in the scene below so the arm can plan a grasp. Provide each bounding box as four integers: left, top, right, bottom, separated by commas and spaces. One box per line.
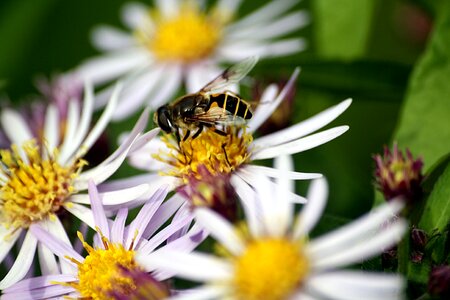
208, 93, 253, 119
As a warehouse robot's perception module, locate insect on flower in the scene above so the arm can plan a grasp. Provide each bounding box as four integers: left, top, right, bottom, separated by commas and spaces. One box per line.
153, 56, 258, 143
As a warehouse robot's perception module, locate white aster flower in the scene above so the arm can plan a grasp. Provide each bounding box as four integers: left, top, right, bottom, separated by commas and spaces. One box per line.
76, 0, 309, 120
118, 69, 351, 207
2, 182, 206, 299
0, 83, 157, 289
138, 172, 407, 300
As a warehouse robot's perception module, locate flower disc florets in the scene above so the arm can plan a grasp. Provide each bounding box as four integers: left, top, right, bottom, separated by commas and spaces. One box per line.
0, 140, 85, 230
154, 128, 252, 182
137, 1, 223, 63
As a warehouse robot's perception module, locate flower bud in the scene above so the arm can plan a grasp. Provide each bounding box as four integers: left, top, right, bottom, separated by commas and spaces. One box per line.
428, 265, 450, 298
373, 143, 423, 203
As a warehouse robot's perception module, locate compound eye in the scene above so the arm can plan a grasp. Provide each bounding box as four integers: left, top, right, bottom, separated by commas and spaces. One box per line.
156, 107, 173, 133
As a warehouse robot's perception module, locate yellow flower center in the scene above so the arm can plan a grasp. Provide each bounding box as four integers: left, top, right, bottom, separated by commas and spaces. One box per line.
137, 2, 223, 62
233, 238, 309, 300
154, 128, 252, 182
0, 140, 85, 230
64, 231, 142, 300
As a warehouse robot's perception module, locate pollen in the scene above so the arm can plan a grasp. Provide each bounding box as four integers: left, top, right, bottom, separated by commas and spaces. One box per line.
137, 2, 222, 62
154, 128, 252, 182
233, 238, 309, 300
0, 140, 85, 230
65, 230, 142, 300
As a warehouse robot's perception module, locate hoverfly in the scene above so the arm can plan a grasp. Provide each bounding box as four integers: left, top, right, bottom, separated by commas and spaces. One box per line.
154, 56, 258, 142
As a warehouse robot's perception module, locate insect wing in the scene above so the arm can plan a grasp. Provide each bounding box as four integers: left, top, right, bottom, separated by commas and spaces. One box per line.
185, 107, 247, 127
200, 56, 258, 94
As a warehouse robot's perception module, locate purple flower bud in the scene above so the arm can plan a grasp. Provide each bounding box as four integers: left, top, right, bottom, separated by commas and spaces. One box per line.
373, 143, 424, 203
428, 265, 450, 297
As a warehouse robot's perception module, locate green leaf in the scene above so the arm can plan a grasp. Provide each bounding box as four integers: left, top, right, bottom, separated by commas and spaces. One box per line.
312, 0, 377, 60
393, 2, 450, 171
418, 163, 450, 233
422, 152, 450, 194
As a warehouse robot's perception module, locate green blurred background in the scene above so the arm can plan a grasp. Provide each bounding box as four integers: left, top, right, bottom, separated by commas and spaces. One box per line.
0, 0, 446, 230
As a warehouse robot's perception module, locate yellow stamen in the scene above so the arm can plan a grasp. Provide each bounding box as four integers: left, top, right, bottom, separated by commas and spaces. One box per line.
63, 230, 141, 300
137, 2, 223, 62
0, 140, 85, 230
154, 128, 252, 182
233, 238, 309, 300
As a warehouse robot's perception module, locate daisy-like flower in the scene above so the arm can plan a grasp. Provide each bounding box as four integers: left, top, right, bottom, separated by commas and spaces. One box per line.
76, 0, 309, 120
0, 83, 158, 289
124, 70, 351, 205
139, 164, 407, 300
2, 182, 207, 299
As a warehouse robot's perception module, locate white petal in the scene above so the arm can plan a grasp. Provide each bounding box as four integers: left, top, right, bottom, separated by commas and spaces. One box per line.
1, 109, 33, 146
252, 126, 350, 160
57, 100, 79, 165
263, 38, 307, 57
308, 200, 405, 258
215, 0, 242, 17
145, 63, 183, 110
195, 208, 244, 255
273, 155, 295, 232
42, 218, 76, 275
73, 82, 121, 159
185, 62, 222, 93
0, 230, 38, 289
226, 0, 301, 30
169, 285, 228, 300
64, 202, 95, 229
121, 2, 150, 29
245, 165, 321, 180
76, 49, 149, 85
238, 168, 307, 204
230, 174, 261, 237
143, 192, 185, 237
127, 136, 171, 171
101, 107, 150, 166
58, 82, 94, 165
293, 178, 328, 239
0, 227, 21, 263
252, 172, 293, 237
139, 210, 193, 253
246, 84, 279, 132
155, 0, 180, 18
43, 104, 59, 152
111, 64, 166, 121
74, 141, 135, 190
227, 11, 309, 41
88, 181, 110, 240
129, 128, 161, 154
306, 271, 405, 300
91, 25, 134, 51
254, 99, 352, 148
110, 209, 127, 245
71, 184, 149, 206
37, 221, 60, 275
247, 69, 298, 133
311, 220, 407, 271
137, 251, 231, 281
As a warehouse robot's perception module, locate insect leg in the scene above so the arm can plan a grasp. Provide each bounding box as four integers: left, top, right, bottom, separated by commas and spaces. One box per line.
183, 130, 191, 141
213, 128, 227, 136
192, 125, 204, 139
221, 143, 232, 168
